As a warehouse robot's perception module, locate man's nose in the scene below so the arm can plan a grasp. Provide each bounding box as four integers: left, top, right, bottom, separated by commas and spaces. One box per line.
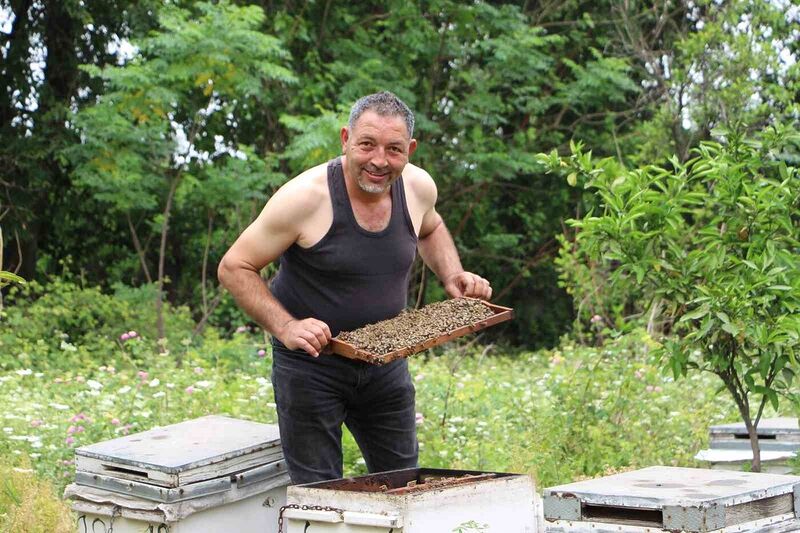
371, 147, 388, 167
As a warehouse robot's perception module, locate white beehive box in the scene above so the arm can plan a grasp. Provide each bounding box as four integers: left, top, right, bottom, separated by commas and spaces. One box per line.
543, 466, 800, 532
284, 467, 538, 532
65, 415, 290, 533
696, 418, 800, 474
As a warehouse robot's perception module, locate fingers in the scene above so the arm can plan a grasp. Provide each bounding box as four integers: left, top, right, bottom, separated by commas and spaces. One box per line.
283, 318, 331, 357
449, 272, 492, 300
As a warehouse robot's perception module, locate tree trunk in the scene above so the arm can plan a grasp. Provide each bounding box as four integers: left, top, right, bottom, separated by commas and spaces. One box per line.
744, 417, 762, 472
155, 175, 181, 351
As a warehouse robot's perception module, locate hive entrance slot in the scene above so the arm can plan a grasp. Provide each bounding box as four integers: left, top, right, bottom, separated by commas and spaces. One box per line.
582, 503, 663, 527
101, 464, 150, 479
734, 433, 776, 439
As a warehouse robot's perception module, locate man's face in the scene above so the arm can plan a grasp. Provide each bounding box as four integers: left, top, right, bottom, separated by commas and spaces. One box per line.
341, 110, 417, 195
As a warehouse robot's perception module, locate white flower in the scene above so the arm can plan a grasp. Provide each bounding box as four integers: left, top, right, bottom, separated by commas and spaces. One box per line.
49, 403, 70, 411
60, 340, 78, 352
16, 369, 32, 376
165, 383, 175, 389
195, 380, 211, 389
153, 391, 166, 398
87, 380, 103, 390
148, 378, 160, 388
118, 386, 132, 394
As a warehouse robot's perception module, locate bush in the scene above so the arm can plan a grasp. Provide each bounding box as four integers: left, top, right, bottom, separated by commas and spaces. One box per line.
0, 278, 196, 371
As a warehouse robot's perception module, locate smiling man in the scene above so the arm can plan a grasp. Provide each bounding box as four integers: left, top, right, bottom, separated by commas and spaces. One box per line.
217, 91, 491, 483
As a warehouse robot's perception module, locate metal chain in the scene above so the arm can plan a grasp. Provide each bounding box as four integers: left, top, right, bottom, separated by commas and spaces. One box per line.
277, 503, 345, 533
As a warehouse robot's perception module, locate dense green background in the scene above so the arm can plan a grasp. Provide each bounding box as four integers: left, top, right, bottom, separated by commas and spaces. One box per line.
2, 0, 798, 345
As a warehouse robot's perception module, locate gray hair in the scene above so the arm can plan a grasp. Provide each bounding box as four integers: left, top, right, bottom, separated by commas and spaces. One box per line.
348, 91, 415, 138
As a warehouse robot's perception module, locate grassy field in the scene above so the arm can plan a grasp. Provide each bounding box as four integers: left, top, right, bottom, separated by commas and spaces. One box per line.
0, 323, 754, 530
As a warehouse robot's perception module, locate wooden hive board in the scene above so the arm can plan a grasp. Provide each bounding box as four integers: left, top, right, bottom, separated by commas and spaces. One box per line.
328, 300, 513, 365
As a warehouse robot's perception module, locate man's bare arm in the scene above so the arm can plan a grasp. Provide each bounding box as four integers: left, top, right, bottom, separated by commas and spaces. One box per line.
217, 180, 331, 356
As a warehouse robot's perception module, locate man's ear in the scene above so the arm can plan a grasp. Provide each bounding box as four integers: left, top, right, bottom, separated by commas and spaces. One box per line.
408, 138, 418, 158
340, 126, 349, 153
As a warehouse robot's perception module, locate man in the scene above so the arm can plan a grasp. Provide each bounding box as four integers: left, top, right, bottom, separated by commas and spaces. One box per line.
218, 91, 491, 483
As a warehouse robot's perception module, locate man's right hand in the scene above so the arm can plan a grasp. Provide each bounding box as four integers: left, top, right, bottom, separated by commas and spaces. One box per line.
279, 318, 332, 357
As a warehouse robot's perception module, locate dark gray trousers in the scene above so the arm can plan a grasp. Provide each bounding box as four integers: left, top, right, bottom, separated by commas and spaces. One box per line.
271, 339, 418, 484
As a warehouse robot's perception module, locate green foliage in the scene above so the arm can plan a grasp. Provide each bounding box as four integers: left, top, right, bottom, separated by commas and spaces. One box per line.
0, 279, 195, 372
546, 124, 800, 468
0, 461, 73, 532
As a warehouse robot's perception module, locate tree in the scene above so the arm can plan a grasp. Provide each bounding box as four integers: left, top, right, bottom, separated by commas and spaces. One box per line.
66, 1, 295, 345
543, 124, 800, 471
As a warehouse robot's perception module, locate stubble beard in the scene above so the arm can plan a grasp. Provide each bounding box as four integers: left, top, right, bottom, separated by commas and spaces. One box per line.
356, 171, 397, 195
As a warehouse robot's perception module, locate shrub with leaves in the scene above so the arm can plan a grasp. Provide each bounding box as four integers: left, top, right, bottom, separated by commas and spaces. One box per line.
544, 124, 800, 471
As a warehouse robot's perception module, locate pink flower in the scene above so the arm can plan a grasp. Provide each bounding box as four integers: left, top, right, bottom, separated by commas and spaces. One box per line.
634, 370, 644, 380
257, 349, 266, 358
193, 366, 204, 375
110, 418, 120, 426
121, 424, 132, 435
590, 314, 603, 324
70, 413, 87, 423
415, 412, 424, 426
65, 436, 75, 446
75, 376, 85, 383
185, 386, 195, 395
30, 419, 43, 428
120, 333, 130, 341
128, 331, 138, 338
62, 459, 74, 466
646, 385, 654, 392
654, 386, 663, 393
67, 425, 77, 435
235, 326, 248, 333
137, 371, 149, 380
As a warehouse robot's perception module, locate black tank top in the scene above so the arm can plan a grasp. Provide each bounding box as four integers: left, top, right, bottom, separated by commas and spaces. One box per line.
270, 157, 418, 336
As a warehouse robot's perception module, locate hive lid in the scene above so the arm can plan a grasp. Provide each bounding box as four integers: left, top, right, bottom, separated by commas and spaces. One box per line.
710, 417, 800, 436
75, 415, 282, 488
544, 466, 800, 532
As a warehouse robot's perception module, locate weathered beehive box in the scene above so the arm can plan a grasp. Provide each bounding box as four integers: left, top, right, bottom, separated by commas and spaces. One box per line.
65, 415, 290, 533
696, 418, 800, 474
283, 467, 538, 532
543, 466, 800, 532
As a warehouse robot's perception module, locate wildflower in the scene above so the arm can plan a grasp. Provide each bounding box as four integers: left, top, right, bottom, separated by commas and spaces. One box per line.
49, 403, 70, 411
257, 349, 266, 358
415, 374, 425, 381
110, 418, 120, 426
153, 391, 165, 398
590, 314, 603, 324
87, 379, 103, 390
137, 371, 149, 380
235, 326, 248, 333
195, 380, 211, 388
75, 376, 85, 383
30, 419, 43, 428
120, 333, 130, 341
16, 369, 32, 376
185, 386, 195, 394
654, 386, 663, 393
415, 412, 425, 426
128, 330, 138, 338
118, 385, 132, 394
194, 366, 204, 375
634, 371, 644, 380
646, 385, 655, 392
65, 436, 75, 446
149, 378, 160, 388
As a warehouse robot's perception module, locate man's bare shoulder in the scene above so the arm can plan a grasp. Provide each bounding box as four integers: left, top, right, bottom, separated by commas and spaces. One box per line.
268, 161, 330, 215
403, 162, 437, 207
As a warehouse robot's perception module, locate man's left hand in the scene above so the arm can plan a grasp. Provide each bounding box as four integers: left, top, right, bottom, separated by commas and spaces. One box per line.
444, 272, 492, 300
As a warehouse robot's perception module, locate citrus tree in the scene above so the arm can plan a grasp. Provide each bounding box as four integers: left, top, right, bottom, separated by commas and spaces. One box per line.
542, 125, 800, 471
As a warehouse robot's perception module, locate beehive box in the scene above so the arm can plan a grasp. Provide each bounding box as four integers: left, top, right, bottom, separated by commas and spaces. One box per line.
696, 418, 800, 474
543, 466, 800, 532
65, 415, 290, 533
283, 467, 538, 532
